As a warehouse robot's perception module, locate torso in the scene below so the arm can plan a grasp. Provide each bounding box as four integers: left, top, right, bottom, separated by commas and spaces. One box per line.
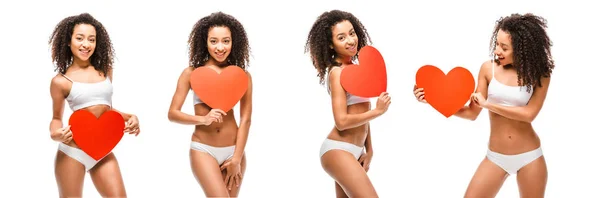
60, 66, 113, 149
485, 62, 540, 154
325, 66, 371, 147
190, 65, 239, 147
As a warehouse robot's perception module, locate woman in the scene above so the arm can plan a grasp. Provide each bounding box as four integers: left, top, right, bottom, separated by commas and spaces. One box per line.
48, 13, 141, 198
413, 13, 554, 198
305, 10, 391, 197
167, 11, 252, 197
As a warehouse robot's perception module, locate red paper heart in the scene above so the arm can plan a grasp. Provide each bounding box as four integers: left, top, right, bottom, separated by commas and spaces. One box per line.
340, 46, 387, 98
190, 66, 248, 112
68, 110, 125, 160
415, 65, 475, 118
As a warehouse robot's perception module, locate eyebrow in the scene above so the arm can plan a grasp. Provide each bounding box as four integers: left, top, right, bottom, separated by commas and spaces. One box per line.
209, 37, 231, 39
336, 28, 355, 37
75, 33, 95, 37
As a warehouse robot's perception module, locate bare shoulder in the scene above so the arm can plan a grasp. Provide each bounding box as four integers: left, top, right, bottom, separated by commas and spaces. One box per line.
244, 70, 252, 79
51, 74, 69, 88
479, 60, 494, 80
182, 66, 194, 74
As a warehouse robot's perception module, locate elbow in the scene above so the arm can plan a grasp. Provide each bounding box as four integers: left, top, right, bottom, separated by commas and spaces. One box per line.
334, 119, 349, 131
241, 118, 251, 127
167, 110, 177, 122
523, 113, 536, 123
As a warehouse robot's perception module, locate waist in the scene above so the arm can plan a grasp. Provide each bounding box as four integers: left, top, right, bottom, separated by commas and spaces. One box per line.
488, 123, 540, 155
328, 125, 368, 147
192, 123, 238, 147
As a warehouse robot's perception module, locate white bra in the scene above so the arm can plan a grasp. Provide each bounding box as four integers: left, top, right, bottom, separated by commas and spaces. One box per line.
192, 92, 204, 105
62, 74, 113, 111
325, 67, 370, 106
487, 63, 533, 107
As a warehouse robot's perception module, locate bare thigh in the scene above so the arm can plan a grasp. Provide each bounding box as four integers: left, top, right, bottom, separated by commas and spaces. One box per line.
190, 149, 229, 197
335, 182, 349, 198
464, 158, 509, 198
321, 150, 377, 198
55, 150, 86, 198
517, 156, 548, 198
89, 153, 127, 198
221, 154, 247, 198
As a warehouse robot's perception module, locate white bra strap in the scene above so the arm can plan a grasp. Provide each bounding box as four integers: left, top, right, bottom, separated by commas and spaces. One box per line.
61, 74, 73, 82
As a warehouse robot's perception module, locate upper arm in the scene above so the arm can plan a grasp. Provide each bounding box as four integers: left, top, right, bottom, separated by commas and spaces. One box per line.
107, 68, 113, 82
328, 67, 348, 122
468, 61, 492, 113
50, 76, 67, 121
169, 67, 193, 111
524, 76, 551, 119
239, 71, 253, 120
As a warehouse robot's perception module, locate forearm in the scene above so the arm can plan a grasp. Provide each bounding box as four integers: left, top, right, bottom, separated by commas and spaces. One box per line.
168, 110, 201, 125
336, 110, 382, 131
232, 119, 251, 161
112, 108, 133, 121
364, 124, 373, 153
453, 102, 481, 121
485, 103, 533, 123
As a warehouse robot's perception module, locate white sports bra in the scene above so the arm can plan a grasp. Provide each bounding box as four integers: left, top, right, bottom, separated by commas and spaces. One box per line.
192, 92, 204, 105
62, 74, 113, 111
487, 63, 533, 107
325, 67, 371, 106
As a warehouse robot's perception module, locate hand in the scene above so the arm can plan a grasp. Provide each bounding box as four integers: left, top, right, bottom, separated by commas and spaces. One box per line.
375, 92, 392, 114
413, 85, 427, 104
124, 115, 140, 136
51, 125, 73, 144
199, 109, 227, 125
220, 158, 242, 190
471, 92, 488, 108
358, 152, 373, 172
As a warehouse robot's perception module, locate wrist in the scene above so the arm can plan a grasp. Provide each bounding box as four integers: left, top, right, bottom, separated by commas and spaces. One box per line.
231, 156, 242, 164
372, 108, 383, 116
195, 116, 207, 125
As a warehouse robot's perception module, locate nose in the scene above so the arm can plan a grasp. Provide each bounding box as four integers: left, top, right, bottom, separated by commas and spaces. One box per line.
82, 40, 90, 48
216, 43, 225, 51
346, 38, 356, 46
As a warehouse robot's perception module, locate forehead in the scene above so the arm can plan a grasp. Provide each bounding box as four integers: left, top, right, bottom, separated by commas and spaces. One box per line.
73, 24, 96, 35
208, 26, 231, 37
331, 20, 353, 35
496, 29, 511, 44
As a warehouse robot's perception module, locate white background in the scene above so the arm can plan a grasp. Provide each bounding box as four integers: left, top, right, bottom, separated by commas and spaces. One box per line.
1, 0, 598, 197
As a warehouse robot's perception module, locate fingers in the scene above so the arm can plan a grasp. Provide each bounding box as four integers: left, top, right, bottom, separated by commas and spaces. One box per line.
224, 174, 231, 189
413, 87, 424, 96
213, 109, 227, 116
220, 162, 229, 171
234, 174, 241, 187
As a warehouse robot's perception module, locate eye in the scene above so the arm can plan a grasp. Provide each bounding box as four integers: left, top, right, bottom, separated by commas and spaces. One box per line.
338, 36, 344, 41
224, 39, 230, 44
210, 40, 217, 44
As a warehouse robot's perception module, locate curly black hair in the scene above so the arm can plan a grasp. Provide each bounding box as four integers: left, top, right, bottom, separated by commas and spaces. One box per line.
188, 11, 251, 70
48, 13, 114, 76
304, 10, 372, 85
490, 13, 555, 92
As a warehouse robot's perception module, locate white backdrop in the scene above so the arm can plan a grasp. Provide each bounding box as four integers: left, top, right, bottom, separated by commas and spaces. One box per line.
1, 0, 598, 197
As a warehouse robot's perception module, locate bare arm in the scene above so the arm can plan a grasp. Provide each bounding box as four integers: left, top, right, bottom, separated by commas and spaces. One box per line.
329, 67, 382, 131
453, 61, 491, 120
167, 67, 206, 125
483, 76, 551, 123
364, 123, 373, 154
49, 76, 68, 140
232, 72, 253, 162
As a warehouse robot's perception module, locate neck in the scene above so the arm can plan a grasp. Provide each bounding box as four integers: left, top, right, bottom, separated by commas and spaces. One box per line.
72, 57, 93, 69
206, 57, 229, 67
334, 55, 353, 66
